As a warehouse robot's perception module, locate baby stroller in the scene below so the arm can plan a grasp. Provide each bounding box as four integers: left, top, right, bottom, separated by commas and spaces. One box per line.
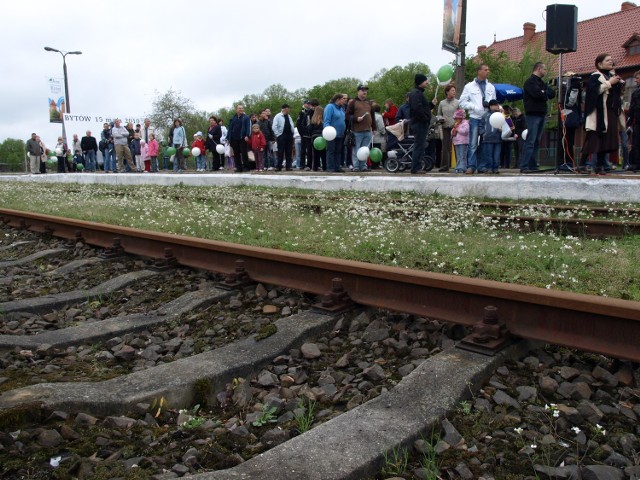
384, 120, 434, 173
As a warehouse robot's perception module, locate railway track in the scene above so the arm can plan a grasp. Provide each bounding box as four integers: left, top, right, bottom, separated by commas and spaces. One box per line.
0, 211, 638, 479
1, 208, 638, 362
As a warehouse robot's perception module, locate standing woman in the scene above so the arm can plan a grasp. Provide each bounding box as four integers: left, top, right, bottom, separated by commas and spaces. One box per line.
323, 93, 347, 173
55, 136, 67, 173
581, 53, 624, 173
206, 116, 223, 171
170, 118, 187, 172
309, 106, 326, 171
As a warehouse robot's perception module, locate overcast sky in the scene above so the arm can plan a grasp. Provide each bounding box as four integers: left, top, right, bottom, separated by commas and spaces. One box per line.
1, 0, 617, 146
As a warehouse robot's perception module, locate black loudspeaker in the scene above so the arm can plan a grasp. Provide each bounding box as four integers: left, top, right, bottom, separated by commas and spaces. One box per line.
546, 4, 577, 54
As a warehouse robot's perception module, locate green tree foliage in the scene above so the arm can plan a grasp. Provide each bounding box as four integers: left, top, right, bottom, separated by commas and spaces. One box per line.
0, 138, 26, 172
367, 63, 434, 107
306, 77, 362, 106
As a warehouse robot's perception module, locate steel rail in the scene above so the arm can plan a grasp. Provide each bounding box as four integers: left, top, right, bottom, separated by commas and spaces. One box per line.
1, 208, 639, 362
485, 214, 640, 238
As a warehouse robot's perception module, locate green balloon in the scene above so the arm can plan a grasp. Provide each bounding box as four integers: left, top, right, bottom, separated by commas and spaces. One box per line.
166, 146, 177, 156
437, 64, 454, 83
313, 137, 327, 150
46, 159, 56, 167
76, 164, 85, 171
370, 147, 383, 163
183, 147, 191, 157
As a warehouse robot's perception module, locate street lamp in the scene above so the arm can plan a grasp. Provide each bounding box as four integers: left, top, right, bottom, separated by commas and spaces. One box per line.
44, 46, 82, 115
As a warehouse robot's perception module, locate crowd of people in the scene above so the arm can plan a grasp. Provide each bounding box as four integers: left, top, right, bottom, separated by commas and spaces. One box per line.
27, 53, 637, 176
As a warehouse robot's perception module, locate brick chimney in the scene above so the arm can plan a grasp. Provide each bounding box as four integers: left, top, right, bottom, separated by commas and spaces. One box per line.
621, 2, 637, 11
523, 23, 536, 43
477, 45, 487, 53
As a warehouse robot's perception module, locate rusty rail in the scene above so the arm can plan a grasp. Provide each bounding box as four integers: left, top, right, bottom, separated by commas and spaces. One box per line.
1, 208, 639, 362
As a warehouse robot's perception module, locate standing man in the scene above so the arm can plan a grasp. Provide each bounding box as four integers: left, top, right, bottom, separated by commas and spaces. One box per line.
258, 109, 275, 170
408, 74, 432, 174
81, 130, 98, 172
459, 63, 497, 174
142, 118, 157, 144
521, 62, 556, 172
101, 123, 116, 173
272, 104, 296, 171
347, 85, 375, 171
227, 104, 251, 172
437, 84, 459, 172
296, 100, 314, 170
111, 118, 136, 172
26, 133, 41, 174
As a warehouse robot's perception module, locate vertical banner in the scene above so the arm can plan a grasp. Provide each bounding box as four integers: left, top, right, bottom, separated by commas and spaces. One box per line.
48, 77, 64, 123
442, 0, 464, 53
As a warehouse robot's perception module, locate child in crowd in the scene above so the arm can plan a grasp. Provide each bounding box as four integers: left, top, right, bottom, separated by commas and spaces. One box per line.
192, 132, 207, 172
248, 124, 266, 171
148, 134, 159, 172
140, 140, 149, 172
72, 149, 83, 172
225, 143, 234, 170
131, 132, 143, 172
451, 109, 469, 173
479, 100, 503, 173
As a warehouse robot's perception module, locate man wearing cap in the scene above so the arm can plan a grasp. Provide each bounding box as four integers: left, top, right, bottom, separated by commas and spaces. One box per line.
408, 74, 432, 174
521, 62, 556, 172
272, 104, 296, 171
26, 133, 41, 174
459, 63, 497, 174
347, 85, 375, 171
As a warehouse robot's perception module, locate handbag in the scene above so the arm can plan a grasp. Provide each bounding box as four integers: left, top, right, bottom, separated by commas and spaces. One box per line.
247, 151, 255, 161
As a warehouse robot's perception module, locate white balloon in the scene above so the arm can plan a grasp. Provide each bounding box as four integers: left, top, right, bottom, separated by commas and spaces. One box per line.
521, 129, 528, 141
489, 112, 506, 129
322, 126, 337, 141
356, 146, 370, 161
55, 147, 63, 155
191, 147, 201, 157
216, 144, 225, 155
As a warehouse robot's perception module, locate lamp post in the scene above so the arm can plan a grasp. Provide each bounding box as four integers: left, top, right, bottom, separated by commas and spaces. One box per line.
44, 47, 82, 145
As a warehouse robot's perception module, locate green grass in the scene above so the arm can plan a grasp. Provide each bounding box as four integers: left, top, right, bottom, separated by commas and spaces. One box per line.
1, 182, 639, 300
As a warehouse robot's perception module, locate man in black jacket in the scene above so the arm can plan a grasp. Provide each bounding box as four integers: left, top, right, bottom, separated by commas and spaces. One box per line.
409, 73, 431, 174
80, 130, 99, 172
521, 62, 555, 172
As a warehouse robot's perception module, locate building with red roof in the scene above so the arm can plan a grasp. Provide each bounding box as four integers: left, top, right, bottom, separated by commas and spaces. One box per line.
479, 2, 640, 97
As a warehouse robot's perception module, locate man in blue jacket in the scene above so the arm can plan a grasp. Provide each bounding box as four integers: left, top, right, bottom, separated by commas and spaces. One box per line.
521, 62, 556, 172
227, 104, 251, 172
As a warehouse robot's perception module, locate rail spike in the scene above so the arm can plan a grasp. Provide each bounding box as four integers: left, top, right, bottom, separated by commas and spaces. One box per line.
312, 278, 354, 315
218, 259, 253, 290
65, 230, 84, 248
457, 306, 512, 356
99, 237, 125, 259
150, 247, 178, 271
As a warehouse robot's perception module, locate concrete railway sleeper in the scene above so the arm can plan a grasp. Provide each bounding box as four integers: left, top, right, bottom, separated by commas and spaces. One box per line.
0, 219, 638, 479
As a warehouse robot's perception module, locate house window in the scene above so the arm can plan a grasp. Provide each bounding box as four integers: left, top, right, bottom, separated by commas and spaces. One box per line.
630, 44, 640, 55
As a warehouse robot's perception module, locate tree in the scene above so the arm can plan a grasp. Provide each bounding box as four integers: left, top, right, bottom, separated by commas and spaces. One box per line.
306, 77, 362, 106
149, 88, 196, 141
0, 138, 26, 172
367, 63, 433, 107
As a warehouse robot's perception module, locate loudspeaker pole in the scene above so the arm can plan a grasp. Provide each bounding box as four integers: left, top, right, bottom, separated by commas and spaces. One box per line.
555, 52, 563, 171
455, 0, 467, 95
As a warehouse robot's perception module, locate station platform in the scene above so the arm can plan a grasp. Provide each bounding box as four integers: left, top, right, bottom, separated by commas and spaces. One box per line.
2, 168, 640, 203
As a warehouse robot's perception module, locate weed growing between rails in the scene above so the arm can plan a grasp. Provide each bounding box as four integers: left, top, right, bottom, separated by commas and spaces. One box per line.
1, 183, 640, 299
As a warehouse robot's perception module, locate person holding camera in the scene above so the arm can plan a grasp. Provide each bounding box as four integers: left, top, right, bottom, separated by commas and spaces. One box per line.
459, 63, 496, 174
521, 62, 556, 172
